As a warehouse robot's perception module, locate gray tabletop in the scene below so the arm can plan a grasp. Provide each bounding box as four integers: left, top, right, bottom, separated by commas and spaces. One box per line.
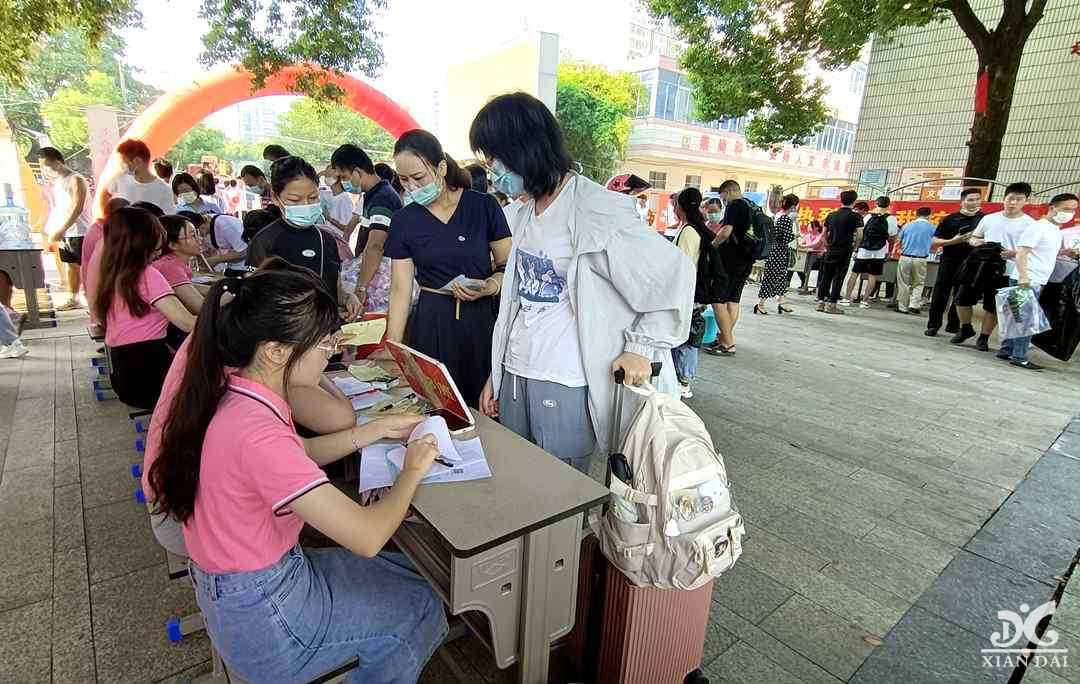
408, 413, 609, 557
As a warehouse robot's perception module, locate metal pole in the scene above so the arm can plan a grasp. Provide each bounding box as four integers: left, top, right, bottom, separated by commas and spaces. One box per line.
1033, 180, 1080, 198
884, 176, 1007, 195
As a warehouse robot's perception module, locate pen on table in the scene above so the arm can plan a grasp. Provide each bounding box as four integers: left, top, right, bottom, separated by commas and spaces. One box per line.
377, 393, 416, 412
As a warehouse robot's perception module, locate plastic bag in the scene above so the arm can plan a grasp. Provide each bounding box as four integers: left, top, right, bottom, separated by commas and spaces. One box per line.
0, 207, 34, 248
996, 286, 1052, 341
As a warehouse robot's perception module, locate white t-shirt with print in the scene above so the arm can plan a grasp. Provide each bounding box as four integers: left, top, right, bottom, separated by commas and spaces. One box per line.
504, 176, 587, 387
1016, 218, 1063, 287
108, 174, 176, 214
973, 211, 1035, 279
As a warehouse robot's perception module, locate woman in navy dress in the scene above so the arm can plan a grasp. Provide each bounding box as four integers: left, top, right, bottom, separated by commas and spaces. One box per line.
383, 130, 512, 406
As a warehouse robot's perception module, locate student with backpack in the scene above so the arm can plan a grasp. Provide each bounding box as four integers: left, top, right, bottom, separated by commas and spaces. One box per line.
842, 196, 897, 308
704, 180, 759, 356
816, 190, 863, 314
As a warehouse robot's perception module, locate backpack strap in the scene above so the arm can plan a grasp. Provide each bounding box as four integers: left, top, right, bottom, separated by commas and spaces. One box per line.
609, 478, 658, 507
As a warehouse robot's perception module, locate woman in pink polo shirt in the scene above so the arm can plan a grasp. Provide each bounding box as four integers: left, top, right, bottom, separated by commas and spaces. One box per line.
93, 208, 197, 409
148, 270, 446, 683
155, 215, 205, 314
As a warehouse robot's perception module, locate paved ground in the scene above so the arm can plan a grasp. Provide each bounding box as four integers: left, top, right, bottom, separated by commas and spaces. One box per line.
0, 286, 1077, 683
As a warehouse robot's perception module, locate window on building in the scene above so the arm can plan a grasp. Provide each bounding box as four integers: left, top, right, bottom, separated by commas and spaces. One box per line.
849, 62, 867, 96
649, 171, 667, 190
709, 186, 723, 193
744, 181, 758, 192
685, 175, 701, 189
808, 118, 857, 156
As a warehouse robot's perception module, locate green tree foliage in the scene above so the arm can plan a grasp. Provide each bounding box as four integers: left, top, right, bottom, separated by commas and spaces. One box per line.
1, 28, 158, 155
555, 63, 644, 184
167, 124, 229, 168
274, 99, 396, 166
199, 0, 385, 100
0, 0, 138, 88
648, 0, 1049, 180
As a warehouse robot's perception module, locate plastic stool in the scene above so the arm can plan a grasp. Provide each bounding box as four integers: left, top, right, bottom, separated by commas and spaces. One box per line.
134, 488, 146, 504
131, 463, 142, 479
166, 613, 206, 643
135, 437, 145, 453
134, 419, 148, 434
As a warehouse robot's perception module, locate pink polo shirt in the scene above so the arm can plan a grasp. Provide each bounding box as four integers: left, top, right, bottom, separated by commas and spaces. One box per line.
142, 338, 238, 497
81, 220, 104, 289
183, 375, 329, 574
153, 253, 193, 289
85, 246, 104, 326
104, 265, 174, 347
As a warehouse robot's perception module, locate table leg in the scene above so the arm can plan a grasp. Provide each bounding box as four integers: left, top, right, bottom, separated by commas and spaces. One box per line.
518, 524, 554, 684
22, 284, 41, 329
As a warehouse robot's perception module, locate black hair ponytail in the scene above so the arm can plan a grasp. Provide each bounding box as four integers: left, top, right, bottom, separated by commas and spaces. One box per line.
677, 187, 710, 243
149, 270, 339, 523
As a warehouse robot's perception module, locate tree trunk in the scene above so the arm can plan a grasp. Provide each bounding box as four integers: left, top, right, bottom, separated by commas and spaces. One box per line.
964, 50, 1023, 183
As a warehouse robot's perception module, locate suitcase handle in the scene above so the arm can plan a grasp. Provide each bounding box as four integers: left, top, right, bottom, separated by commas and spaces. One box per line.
613, 363, 663, 386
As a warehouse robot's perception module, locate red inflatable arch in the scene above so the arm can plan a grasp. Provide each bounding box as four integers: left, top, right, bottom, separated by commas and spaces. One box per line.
94, 64, 419, 214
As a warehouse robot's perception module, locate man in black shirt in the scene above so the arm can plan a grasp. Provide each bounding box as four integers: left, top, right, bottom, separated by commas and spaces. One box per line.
925, 188, 983, 336
816, 190, 863, 314
704, 180, 754, 356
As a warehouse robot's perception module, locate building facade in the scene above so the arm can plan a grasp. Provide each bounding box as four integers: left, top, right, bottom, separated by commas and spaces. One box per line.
849, 0, 1080, 198
619, 55, 860, 211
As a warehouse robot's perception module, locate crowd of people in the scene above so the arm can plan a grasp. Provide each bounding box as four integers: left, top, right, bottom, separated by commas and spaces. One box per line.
20, 92, 694, 682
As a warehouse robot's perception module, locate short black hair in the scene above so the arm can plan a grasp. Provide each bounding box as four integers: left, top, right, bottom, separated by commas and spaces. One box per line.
240, 165, 265, 180
718, 180, 740, 193
270, 155, 318, 196
1004, 182, 1032, 198
262, 144, 291, 162
466, 163, 489, 193
373, 162, 395, 182
38, 146, 64, 163
960, 187, 982, 200
916, 206, 933, 217
199, 172, 216, 195
171, 172, 199, 196
1050, 193, 1079, 205
854, 201, 870, 212
131, 201, 165, 217
469, 92, 572, 198
176, 210, 206, 227
153, 159, 174, 180
780, 194, 799, 211
876, 196, 890, 209
706, 198, 722, 207
840, 190, 858, 206
330, 144, 375, 175
242, 208, 279, 242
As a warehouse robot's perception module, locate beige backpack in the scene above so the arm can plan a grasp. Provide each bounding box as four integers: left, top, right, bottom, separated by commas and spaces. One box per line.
593, 381, 744, 590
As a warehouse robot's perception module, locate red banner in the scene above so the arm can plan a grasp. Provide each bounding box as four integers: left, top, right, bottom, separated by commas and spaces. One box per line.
794, 199, 1058, 231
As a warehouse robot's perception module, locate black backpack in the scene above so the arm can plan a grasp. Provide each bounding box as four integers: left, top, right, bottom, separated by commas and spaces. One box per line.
862, 213, 890, 251
738, 199, 775, 261
691, 226, 729, 304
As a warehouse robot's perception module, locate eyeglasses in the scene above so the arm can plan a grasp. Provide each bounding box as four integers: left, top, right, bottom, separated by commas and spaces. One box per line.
316, 339, 344, 358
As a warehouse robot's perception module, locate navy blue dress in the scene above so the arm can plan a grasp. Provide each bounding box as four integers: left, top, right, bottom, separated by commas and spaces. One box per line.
384, 189, 511, 406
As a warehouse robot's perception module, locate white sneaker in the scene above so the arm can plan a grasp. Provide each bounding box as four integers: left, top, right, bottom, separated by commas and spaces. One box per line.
0, 341, 29, 359
55, 298, 83, 312
839, 298, 853, 306
679, 383, 694, 399
859, 301, 871, 309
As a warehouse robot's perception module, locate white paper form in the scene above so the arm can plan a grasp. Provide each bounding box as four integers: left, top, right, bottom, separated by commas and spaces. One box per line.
358, 435, 491, 493
333, 377, 374, 396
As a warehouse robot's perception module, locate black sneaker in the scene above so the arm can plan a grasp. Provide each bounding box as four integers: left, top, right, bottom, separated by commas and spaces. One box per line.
996, 351, 1011, 360
975, 337, 990, 352
925, 328, 939, 337
945, 325, 960, 334
950, 326, 976, 345
1010, 360, 1044, 371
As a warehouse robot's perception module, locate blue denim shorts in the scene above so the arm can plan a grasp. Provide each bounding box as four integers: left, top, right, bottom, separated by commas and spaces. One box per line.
190, 545, 448, 684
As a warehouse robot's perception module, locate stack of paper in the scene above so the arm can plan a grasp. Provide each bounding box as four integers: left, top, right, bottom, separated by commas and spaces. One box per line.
332, 376, 374, 396
351, 391, 390, 411
339, 318, 387, 347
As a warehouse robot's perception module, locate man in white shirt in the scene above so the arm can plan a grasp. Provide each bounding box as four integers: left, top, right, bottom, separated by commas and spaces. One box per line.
104, 139, 176, 214
952, 182, 1035, 352
38, 147, 91, 310
997, 192, 1078, 369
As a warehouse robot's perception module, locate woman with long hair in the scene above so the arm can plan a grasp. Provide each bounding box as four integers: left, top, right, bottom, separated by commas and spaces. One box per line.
155, 215, 205, 314
756, 194, 799, 314
148, 270, 446, 682
93, 207, 197, 409
382, 129, 512, 406
670, 187, 713, 399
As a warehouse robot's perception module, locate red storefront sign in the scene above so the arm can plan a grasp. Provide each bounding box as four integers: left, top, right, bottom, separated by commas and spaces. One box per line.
794, 199, 1060, 230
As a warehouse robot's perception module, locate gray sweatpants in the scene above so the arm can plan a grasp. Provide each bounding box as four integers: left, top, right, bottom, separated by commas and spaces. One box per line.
498, 371, 596, 473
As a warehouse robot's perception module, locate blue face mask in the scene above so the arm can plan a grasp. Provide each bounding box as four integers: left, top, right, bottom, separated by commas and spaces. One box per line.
409, 181, 441, 207
248, 185, 266, 196
283, 202, 323, 227
708, 212, 723, 223
491, 160, 525, 197
342, 180, 361, 195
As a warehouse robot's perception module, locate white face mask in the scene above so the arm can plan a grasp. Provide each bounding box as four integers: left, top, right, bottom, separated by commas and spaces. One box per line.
179, 191, 198, 205
1053, 210, 1075, 224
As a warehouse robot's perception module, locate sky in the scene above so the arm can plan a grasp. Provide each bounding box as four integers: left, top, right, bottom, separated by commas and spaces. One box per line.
120, 0, 641, 136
